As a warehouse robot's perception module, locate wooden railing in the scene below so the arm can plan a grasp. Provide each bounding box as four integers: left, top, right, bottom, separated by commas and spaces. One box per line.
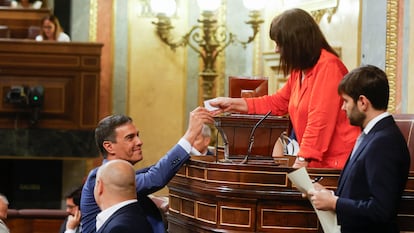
0, 7, 50, 39
6, 208, 66, 233
0, 39, 103, 129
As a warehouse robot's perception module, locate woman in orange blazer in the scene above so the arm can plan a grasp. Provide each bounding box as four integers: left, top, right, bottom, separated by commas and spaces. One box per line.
210, 8, 360, 169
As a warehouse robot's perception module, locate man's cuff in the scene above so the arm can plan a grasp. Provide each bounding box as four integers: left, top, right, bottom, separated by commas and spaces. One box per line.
64, 229, 76, 233
178, 137, 191, 154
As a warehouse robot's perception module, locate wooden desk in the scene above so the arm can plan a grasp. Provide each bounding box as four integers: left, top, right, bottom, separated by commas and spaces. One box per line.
0, 39, 103, 129
215, 114, 290, 160
168, 158, 414, 233
167, 114, 414, 233
0, 7, 50, 38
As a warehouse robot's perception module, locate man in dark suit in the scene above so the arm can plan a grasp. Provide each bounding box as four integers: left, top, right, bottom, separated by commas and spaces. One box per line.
59, 185, 82, 233
80, 107, 214, 233
94, 159, 153, 233
307, 65, 410, 233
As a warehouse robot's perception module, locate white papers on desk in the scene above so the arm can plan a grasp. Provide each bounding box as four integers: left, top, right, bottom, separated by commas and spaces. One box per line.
287, 167, 341, 233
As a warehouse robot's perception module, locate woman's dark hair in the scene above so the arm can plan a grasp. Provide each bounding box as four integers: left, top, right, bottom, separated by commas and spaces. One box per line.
269, 8, 338, 76
338, 64, 389, 110
95, 114, 133, 158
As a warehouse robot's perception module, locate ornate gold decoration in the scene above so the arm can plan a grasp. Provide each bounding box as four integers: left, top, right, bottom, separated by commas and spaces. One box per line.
385, 0, 398, 113
89, 0, 98, 42
152, 4, 264, 103
216, 1, 226, 99
311, 7, 338, 23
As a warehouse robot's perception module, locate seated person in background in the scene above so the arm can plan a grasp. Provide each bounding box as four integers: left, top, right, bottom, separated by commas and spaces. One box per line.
94, 159, 153, 233
59, 185, 83, 233
35, 14, 70, 42
10, 0, 42, 9
0, 193, 10, 233
190, 124, 214, 155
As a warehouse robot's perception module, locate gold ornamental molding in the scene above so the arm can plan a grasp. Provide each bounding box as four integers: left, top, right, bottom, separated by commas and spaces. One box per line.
311, 7, 338, 23
385, 0, 398, 113
89, 0, 98, 42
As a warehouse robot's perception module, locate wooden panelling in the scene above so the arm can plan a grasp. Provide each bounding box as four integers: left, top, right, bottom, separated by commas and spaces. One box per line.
167, 114, 414, 233
168, 160, 414, 233
0, 40, 103, 129
215, 114, 290, 159
0, 7, 50, 39
6, 209, 66, 233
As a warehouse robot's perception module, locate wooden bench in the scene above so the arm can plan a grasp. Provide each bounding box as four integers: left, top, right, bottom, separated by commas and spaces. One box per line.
6, 208, 66, 233
0, 7, 50, 39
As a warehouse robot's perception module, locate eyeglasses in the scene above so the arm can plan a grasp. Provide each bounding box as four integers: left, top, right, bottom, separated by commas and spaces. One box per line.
66, 204, 77, 209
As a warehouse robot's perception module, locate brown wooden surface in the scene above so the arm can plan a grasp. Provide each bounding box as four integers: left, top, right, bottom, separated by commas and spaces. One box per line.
229, 76, 268, 98
7, 218, 64, 233
0, 7, 50, 39
0, 39, 103, 129
168, 114, 414, 233
6, 208, 66, 233
214, 114, 290, 159
168, 158, 414, 233
394, 114, 414, 171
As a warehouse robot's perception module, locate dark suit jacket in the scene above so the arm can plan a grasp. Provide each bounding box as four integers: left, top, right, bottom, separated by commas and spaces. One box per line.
336, 115, 410, 233
81, 144, 189, 233
96, 201, 153, 233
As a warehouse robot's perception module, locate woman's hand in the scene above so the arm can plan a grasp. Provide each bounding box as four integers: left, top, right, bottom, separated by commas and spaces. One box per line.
208, 97, 249, 114
292, 157, 309, 168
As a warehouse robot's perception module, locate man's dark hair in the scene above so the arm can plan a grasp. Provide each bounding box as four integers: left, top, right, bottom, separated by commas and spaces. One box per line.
338, 64, 389, 110
269, 8, 338, 76
65, 185, 83, 206
95, 114, 133, 158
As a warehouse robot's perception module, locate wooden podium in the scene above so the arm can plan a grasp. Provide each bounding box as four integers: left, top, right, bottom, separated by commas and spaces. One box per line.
214, 114, 290, 161
166, 114, 414, 233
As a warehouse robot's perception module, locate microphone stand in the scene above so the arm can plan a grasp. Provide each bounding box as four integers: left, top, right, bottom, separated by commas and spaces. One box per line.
240, 111, 272, 164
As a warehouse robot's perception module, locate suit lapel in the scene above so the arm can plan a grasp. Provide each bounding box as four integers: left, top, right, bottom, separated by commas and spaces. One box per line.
336, 116, 394, 195
337, 132, 372, 194
96, 204, 130, 233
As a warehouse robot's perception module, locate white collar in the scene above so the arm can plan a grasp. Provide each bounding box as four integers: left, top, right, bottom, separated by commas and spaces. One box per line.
96, 199, 137, 231
363, 112, 390, 134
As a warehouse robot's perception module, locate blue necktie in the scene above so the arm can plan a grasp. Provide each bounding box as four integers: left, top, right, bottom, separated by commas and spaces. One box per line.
350, 132, 366, 160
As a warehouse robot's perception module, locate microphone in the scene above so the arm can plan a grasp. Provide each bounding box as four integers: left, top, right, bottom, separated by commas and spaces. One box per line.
240, 110, 272, 164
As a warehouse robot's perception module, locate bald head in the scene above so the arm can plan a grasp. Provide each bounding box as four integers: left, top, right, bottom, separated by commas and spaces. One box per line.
94, 159, 137, 210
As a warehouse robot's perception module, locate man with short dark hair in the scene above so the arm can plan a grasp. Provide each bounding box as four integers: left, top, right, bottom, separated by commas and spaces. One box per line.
307, 65, 410, 233
59, 185, 82, 233
80, 107, 214, 233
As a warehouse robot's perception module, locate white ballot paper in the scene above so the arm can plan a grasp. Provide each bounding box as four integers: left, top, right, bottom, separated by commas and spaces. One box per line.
204, 99, 219, 111
287, 167, 341, 233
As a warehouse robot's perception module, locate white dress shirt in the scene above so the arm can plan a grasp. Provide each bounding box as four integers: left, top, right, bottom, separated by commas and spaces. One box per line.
0, 219, 10, 233
96, 199, 137, 231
